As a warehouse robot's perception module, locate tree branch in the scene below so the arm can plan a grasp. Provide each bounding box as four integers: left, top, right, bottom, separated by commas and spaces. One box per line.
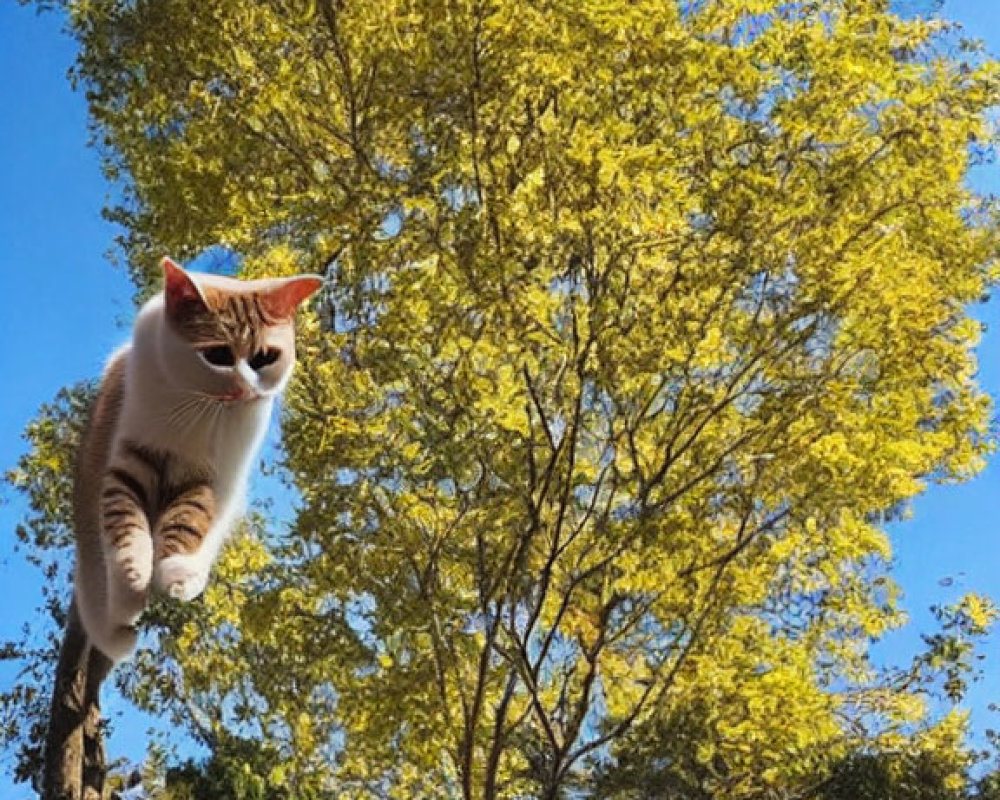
43, 598, 111, 800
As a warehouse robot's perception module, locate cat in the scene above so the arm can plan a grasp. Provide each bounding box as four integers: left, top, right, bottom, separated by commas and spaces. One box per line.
73, 257, 323, 662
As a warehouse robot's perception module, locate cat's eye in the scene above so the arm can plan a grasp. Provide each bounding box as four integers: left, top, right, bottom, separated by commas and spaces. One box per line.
248, 348, 281, 371
199, 345, 236, 367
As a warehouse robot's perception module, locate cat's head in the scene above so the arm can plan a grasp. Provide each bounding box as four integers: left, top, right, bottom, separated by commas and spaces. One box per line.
156, 257, 323, 403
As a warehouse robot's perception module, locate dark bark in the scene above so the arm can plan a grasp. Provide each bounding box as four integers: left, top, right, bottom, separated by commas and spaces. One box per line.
43, 599, 111, 800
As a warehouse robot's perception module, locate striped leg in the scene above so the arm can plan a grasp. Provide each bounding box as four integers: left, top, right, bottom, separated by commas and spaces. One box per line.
152, 482, 216, 601
99, 469, 153, 628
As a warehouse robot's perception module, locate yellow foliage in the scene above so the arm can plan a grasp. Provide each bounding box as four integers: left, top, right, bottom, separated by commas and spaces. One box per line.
63, 0, 1000, 795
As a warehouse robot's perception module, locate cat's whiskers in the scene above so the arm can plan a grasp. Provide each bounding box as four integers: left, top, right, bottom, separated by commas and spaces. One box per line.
165, 393, 216, 434
165, 387, 258, 438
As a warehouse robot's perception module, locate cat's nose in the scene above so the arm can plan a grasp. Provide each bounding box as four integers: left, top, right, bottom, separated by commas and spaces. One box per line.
230, 375, 261, 402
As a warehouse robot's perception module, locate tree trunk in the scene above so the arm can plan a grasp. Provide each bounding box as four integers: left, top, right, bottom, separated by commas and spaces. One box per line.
43, 599, 111, 800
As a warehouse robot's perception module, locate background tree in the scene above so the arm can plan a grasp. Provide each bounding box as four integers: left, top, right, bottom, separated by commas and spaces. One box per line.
5, 0, 1000, 798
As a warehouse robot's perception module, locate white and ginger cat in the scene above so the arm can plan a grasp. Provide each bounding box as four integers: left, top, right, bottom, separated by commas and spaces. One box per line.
73, 257, 323, 661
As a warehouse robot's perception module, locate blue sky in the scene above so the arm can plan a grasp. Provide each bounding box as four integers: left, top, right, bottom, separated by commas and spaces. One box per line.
1, 1, 999, 796
0, 8, 165, 798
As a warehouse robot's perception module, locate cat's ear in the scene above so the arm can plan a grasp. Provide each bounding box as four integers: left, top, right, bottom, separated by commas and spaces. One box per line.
162, 257, 208, 319
261, 275, 324, 320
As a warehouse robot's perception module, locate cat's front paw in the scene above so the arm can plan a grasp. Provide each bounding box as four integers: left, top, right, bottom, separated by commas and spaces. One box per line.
106, 534, 152, 625
109, 533, 153, 593
154, 554, 210, 601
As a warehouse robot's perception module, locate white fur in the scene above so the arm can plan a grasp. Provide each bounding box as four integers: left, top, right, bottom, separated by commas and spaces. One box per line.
124, 296, 276, 597
78, 268, 318, 662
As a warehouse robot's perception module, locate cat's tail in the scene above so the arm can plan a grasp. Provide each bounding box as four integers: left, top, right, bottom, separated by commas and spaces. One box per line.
74, 546, 138, 663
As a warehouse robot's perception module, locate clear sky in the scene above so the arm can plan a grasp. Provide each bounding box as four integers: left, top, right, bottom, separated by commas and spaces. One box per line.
0, 8, 164, 799
1, 1, 999, 797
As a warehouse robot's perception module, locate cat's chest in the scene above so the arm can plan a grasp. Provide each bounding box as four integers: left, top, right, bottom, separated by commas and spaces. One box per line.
119, 390, 272, 499
209, 401, 272, 492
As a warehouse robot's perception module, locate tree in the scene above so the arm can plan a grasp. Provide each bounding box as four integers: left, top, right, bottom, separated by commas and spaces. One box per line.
6, 0, 1000, 798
